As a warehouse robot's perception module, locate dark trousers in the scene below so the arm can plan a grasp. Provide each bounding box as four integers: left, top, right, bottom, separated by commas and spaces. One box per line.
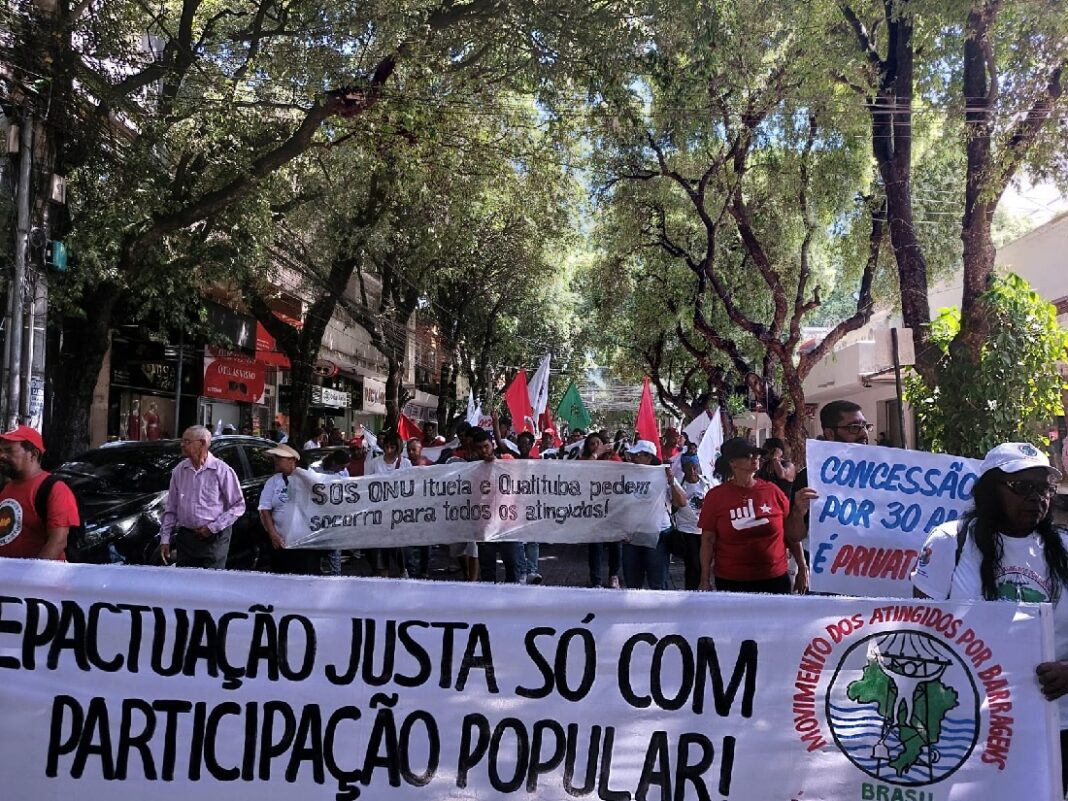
270, 547, 323, 576
670, 531, 703, 590
587, 541, 621, 586
479, 542, 522, 583
174, 526, 231, 569
714, 573, 791, 594
622, 531, 671, 590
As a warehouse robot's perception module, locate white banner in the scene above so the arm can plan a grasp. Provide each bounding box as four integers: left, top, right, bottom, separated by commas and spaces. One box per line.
807, 441, 982, 597
279, 461, 668, 549
0, 560, 1057, 800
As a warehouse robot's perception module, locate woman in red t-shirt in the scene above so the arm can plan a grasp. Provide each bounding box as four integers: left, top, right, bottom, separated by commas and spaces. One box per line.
698, 437, 802, 594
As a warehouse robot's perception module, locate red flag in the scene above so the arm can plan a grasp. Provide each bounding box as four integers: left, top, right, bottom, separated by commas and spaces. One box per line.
504, 371, 536, 434
397, 412, 423, 442
635, 376, 662, 459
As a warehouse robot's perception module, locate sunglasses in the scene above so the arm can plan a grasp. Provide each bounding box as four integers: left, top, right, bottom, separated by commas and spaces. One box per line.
1001, 479, 1057, 499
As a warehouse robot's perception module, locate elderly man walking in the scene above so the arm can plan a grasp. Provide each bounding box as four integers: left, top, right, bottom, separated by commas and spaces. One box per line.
159, 425, 245, 568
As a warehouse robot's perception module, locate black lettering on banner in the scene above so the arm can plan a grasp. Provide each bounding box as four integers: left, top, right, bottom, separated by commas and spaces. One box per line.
204, 701, 240, 781
364, 693, 403, 788
25, 598, 59, 670
695, 639, 758, 718
598, 726, 628, 801
555, 617, 596, 702
54, 600, 94, 671
363, 619, 398, 686
116, 603, 150, 673
182, 609, 220, 680
258, 701, 296, 780
399, 709, 440, 786
652, 635, 696, 712
323, 706, 363, 789
432, 621, 467, 690
516, 627, 556, 699
562, 722, 600, 795
217, 610, 249, 689
456, 713, 490, 788
116, 698, 157, 780
239, 700, 257, 780
636, 730, 671, 801
488, 717, 529, 793
86, 603, 125, 672
619, 632, 656, 708
278, 615, 316, 681
676, 732, 715, 801
719, 735, 736, 796
151, 607, 189, 677
455, 623, 498, 693
526, 719, 566, 792
71, 696, 116, 779
246, 604, 280, 681
395, 620, 432, 687
0, 595, 23, 669
46, 694, 82, 777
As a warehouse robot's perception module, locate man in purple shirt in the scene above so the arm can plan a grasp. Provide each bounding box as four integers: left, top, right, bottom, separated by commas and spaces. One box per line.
159, 425, 245, 568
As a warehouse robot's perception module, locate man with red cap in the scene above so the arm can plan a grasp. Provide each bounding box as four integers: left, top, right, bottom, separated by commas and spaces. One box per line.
0, 426, 80, 560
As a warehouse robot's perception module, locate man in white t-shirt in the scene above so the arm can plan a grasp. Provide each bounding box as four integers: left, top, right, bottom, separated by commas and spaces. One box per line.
260, 444, 321, 575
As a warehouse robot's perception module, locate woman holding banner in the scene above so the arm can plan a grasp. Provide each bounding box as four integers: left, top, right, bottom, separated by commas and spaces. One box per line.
912, 441, 1068, 791
697, 437, 809, 594
583, 433, 623, 588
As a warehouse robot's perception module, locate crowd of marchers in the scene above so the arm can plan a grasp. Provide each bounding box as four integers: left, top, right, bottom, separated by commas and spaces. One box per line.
2, 398, 1068, 791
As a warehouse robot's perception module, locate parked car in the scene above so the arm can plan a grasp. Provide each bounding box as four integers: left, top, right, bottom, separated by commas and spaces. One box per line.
59, 435, 281, 569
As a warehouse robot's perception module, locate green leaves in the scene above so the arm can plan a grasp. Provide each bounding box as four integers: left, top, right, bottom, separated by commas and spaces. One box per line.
905, 273, 1068, 457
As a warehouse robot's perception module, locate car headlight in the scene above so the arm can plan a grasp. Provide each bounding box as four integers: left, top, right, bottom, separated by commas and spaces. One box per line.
83, 512, 152, 548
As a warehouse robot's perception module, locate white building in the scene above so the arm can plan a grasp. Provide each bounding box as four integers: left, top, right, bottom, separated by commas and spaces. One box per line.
801, 212, 1068, 446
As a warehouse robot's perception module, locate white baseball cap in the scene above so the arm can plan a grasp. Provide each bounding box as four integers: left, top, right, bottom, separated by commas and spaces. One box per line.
626, 440, 658, 457
980, 442, 1063, 480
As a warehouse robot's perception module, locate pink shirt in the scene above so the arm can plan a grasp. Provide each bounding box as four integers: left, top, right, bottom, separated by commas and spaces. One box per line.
159, 453, 245, 544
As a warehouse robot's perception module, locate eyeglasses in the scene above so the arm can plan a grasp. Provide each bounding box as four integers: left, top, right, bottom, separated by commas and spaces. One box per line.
1001, 479, 1057, 499
833, 423, 874, 435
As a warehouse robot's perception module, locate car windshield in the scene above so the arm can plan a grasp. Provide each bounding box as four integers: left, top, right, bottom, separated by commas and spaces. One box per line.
57, 445, 183, 494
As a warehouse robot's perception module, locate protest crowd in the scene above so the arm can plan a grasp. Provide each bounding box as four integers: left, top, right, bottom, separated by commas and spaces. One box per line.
2, 377, 1068, 796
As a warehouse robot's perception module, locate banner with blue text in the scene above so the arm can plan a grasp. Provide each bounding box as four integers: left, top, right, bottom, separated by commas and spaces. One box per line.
0, 560, 1057, 800
807, 441, 983, 597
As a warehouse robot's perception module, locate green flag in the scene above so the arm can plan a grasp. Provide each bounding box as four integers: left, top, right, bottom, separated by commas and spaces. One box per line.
556, 381, 591, 431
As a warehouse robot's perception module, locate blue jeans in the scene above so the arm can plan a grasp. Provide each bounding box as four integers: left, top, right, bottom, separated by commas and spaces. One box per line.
588, 542, 621, 586
622, 531, 671, 590
479, 542, 523, 583
518, 542, 540, 578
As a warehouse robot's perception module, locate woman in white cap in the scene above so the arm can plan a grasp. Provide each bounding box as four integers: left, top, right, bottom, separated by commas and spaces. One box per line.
912, 442, 1068, 792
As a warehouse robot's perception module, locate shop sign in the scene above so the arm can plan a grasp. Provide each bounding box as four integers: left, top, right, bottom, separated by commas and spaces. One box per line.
313, 359, 339, 378
254, 322, 291, 369
203, 347, 266, 404
311, 386, 350, 409
362, 377, 386, 415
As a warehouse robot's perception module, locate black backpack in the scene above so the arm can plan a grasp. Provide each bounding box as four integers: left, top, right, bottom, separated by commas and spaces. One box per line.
34, 474, 85, 547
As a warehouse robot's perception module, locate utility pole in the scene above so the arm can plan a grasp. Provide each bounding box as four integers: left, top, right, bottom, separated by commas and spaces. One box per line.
5, 112, 32, 429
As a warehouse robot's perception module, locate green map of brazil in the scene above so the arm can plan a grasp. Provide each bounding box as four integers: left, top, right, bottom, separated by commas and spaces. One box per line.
847, 659, 960, 775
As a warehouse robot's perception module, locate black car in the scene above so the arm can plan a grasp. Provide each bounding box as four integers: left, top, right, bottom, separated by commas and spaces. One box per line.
58, 435, 281, 569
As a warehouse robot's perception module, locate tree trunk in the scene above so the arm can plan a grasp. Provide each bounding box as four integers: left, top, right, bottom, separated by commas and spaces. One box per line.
436, 359, 457, 429
285, 347, 318, 448
44, 283, 121, 465
384, 354, 404, 431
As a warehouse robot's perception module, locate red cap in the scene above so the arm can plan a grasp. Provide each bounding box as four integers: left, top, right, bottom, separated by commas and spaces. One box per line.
0, 425, 45, 452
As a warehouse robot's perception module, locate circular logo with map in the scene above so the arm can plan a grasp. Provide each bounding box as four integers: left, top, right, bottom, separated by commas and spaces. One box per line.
825, 630, 980, 786
0, 498, 24, 546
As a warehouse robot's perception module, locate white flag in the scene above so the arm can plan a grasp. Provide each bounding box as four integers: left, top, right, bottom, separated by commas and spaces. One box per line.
528, 354, 552, 416
466, 390, 482, 427
696, 408, 724, 484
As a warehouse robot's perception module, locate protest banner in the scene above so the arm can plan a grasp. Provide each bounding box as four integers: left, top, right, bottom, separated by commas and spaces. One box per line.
806, 441, 982, 597
280, 460, 669, 550
0, 560, 1058, 800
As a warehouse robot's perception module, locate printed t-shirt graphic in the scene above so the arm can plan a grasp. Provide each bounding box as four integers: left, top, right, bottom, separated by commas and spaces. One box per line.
0, 472, 80, 559
698, 479, 789, 581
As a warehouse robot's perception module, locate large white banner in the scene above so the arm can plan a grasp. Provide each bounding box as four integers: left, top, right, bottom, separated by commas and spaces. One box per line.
0, 560, 1058, 800
807, 441, 982, 597
280, 461, 669, 549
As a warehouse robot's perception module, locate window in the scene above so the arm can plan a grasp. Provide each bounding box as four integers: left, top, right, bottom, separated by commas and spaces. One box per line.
244, 445, 276, 478
212, 446, 246, 479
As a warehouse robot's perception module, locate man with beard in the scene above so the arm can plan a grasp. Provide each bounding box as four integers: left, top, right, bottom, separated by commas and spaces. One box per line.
788, 399, 872, 545
0, 426, 80, 560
